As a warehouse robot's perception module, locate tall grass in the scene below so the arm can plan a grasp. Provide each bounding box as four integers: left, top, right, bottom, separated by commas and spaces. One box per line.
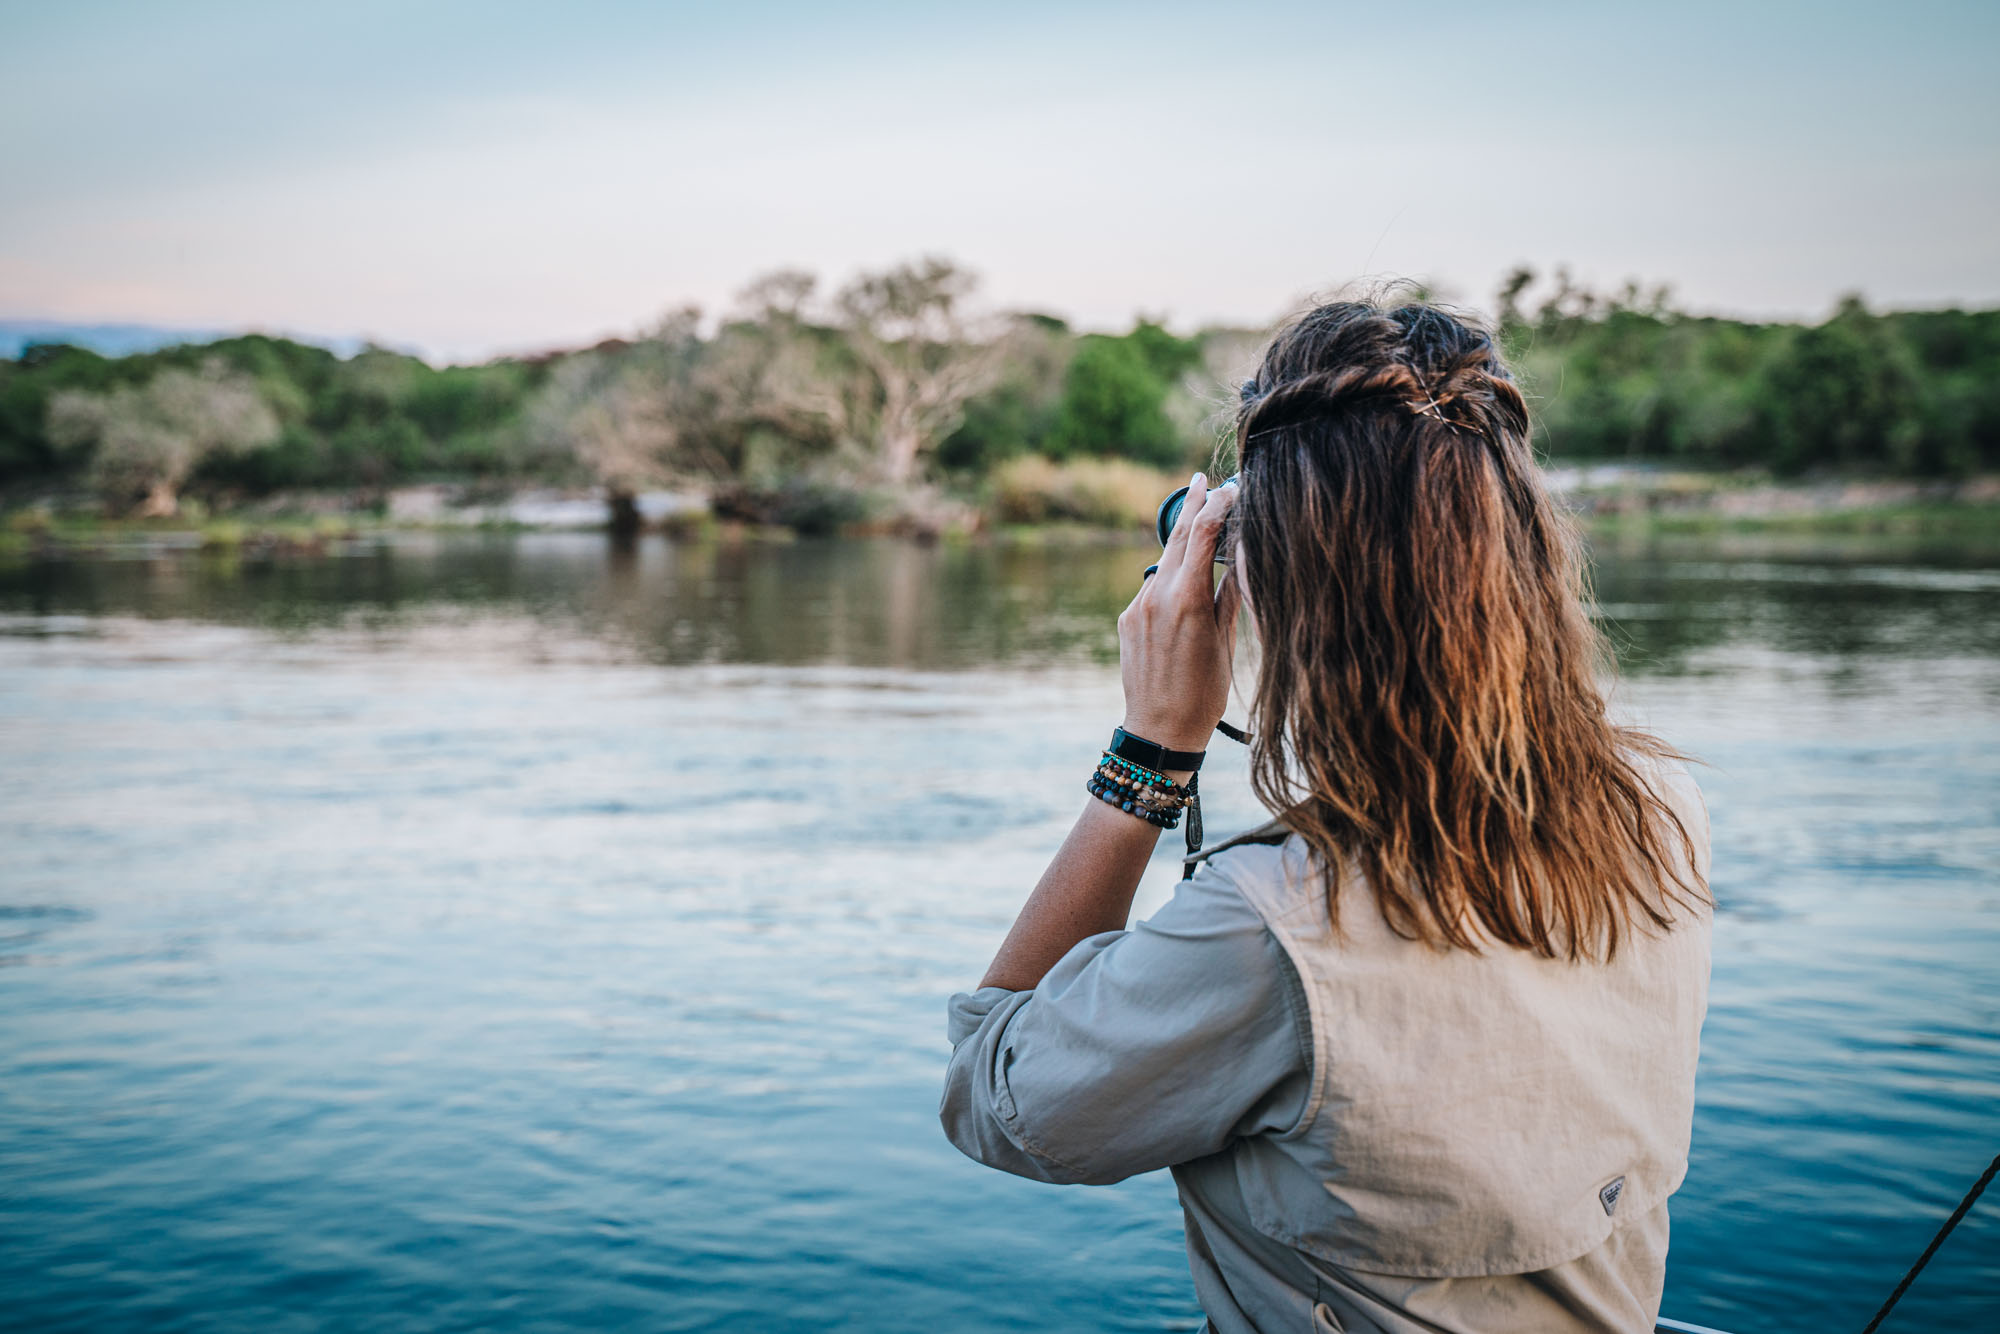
989, 456, 1181, 529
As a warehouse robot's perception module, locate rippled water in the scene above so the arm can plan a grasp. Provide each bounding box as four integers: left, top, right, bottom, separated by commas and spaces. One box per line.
1, 532, 1995, 1334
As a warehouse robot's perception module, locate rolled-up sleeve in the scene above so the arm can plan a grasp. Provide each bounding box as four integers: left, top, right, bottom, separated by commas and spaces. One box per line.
939, 863, 1310, 1186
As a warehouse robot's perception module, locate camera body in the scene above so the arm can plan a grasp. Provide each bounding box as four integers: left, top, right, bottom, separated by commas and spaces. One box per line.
1155, 475, 1240, 547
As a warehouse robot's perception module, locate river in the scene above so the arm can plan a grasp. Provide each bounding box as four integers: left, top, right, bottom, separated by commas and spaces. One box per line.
2, 531, 1995, 1332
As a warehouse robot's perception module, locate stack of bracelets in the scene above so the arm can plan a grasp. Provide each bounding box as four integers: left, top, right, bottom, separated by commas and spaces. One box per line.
1087, 726, 1231, 876
1085, 726, 1206, 841
1087, 752, 1197, 829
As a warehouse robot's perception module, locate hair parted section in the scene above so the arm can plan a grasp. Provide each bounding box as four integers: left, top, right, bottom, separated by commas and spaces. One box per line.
1231, 297, 1704, 961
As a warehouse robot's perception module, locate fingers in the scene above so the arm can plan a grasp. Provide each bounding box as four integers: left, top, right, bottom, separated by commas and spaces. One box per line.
1178, 480, 1236, 576
1155, 472, 1207, 578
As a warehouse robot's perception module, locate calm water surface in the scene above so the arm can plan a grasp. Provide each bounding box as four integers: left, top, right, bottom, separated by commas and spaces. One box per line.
2, 532, 1996, 1333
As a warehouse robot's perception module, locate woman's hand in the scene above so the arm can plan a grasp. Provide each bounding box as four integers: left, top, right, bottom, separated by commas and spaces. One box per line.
974, 472, 1240, 993
1117, 472, 1242, 757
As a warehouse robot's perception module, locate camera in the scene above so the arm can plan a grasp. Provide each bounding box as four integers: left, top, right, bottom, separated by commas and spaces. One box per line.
1155, 475, 1240, 547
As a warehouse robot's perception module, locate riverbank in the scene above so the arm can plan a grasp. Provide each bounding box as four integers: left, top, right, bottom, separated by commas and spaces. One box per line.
1561, 468, 2000, 542
6, 467, 1999, 558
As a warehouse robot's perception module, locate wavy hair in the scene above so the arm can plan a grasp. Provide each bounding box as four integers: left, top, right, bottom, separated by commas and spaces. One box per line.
1232, 299, 1704, 960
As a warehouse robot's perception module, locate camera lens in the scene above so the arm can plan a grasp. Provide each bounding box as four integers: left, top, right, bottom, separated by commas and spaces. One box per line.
1155, 486, 1192, 546
1155, 476, 1239, 547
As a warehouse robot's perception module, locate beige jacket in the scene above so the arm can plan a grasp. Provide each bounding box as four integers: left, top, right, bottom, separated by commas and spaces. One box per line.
942, 759, 1711, 1333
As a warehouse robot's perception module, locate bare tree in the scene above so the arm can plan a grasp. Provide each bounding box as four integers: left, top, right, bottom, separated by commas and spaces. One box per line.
735, 268, 818, 325
48, 360, 279, 516
832, 257, 1004, 485
528, 308, 707, 535
716, 271, 857, 458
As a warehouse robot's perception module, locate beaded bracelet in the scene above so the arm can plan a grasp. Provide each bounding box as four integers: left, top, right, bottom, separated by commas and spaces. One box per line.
1086, 750, 1197, 829
1095, 756, 1194, 814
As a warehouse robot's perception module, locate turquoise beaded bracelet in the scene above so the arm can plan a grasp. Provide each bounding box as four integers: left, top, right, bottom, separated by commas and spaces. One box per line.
1087, 751, 1196, 828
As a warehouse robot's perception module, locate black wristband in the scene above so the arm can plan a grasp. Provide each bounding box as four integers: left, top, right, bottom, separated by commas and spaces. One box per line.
1109, 726, 1206, 773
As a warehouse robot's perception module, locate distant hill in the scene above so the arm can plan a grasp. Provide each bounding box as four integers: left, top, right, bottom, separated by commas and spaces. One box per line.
0, 320, 367, 360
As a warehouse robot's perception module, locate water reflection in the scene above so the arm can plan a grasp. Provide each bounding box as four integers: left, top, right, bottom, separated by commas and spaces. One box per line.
8, 530, 2000, 675
0, 535, 1141, 669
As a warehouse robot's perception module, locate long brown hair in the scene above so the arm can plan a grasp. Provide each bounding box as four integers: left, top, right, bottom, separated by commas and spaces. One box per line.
1232, 298, 1704, 960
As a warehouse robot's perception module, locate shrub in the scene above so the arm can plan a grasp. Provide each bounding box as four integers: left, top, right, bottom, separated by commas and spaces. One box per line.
990, 455, 1181, 529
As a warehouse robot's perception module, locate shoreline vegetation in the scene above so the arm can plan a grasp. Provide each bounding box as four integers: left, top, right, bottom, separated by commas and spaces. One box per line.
5, 259, 1998, 554
6, 468, 1999, 563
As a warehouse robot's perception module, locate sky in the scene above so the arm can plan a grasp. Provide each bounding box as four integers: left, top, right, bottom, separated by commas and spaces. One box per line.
2, 0, 1995, 363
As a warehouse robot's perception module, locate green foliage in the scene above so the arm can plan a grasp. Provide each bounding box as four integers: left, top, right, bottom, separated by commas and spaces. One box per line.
937, 382, 1050, 473
1758, 301, 1921, 472
0, 344, 119, 478
1042, 322, 1201, 467
942, 317, 1204, 471
1050, 336, 1177, 464
1503, 269, 2000, 476
168, 340, 548, 493
937, 316, 1070, 474
1123, 318, 1201, 383
6, 271, 1998, 512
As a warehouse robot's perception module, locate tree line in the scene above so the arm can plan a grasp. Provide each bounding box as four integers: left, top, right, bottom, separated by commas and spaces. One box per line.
2, 258, 1995, 528
1498, 269, 2000, 479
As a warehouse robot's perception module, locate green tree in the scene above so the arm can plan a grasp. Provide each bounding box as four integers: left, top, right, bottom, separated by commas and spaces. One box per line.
0, 344, 118, 478
937, 314, 1071, 474
1050, 335, 1178, 465
1755, 298, 1922, 473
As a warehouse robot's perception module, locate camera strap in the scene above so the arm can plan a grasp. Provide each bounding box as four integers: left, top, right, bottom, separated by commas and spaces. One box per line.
1183, 719, 1251, 879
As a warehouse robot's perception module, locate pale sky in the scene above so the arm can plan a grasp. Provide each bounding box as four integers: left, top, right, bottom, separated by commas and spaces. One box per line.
3, 0, 1995, 362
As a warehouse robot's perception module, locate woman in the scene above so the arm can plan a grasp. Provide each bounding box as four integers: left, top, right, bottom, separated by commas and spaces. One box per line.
940, 299, 1712, 1334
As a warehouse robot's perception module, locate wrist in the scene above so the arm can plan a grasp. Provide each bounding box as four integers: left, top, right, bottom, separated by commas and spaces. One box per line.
1111, 720, 1206, 785
1118, 714, 1213, 757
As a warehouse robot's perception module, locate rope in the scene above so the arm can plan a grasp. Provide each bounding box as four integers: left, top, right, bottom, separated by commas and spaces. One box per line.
1858, 1151, 2000, 1334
